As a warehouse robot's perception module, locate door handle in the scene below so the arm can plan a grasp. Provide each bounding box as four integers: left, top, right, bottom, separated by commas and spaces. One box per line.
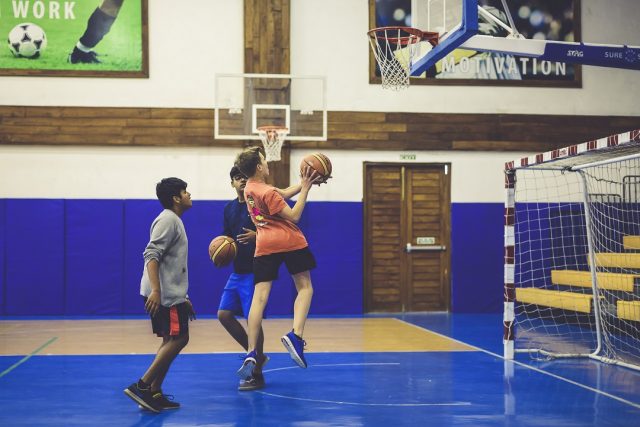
405, 243, 446, 253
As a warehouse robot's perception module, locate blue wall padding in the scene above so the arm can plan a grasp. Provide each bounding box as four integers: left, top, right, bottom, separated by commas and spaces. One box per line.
4, 199, 65, 315
451, 203, 503, 313
0, 200, 5, 314
1, 198, 506, 315
65, 200, 124, 315
301, 202, 364, 314
123, 199, 160, 314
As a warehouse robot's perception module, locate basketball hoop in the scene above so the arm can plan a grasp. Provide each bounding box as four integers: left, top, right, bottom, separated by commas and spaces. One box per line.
257, 126, 289, 161
367, 26, 439, 90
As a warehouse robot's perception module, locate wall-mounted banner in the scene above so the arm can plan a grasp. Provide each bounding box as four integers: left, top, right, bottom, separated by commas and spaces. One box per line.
370, 0, 581, 88
0, 0, 148, 77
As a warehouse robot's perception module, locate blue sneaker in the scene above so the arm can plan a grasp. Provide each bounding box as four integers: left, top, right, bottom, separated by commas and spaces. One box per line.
237, 350, 257, 379
281, 330, 307, 368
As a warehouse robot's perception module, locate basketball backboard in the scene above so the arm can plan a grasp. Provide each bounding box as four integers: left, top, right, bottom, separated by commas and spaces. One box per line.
214, 73, 327, 141
409, 0, 478, 76
407, 0, 640, 77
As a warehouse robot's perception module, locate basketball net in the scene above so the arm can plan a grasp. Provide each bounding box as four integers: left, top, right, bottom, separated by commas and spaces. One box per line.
368, 27, 439, 90
257, 126, 289, 161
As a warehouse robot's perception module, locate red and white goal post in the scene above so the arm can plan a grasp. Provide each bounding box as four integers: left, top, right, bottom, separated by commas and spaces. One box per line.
504, 129, 640, 371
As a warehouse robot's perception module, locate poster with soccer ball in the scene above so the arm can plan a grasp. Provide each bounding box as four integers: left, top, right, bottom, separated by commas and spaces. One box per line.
0, 0, 147, 77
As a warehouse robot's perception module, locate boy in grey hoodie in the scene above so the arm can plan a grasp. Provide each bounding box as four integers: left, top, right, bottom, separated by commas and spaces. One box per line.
124, 177, 195, 413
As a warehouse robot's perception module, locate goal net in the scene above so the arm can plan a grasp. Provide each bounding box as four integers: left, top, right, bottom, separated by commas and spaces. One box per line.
503, 130, 640, 371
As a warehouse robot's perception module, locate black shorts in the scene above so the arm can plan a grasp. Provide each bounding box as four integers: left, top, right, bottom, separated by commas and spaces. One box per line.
143, 298, 190, 337
253, 246, 316, 284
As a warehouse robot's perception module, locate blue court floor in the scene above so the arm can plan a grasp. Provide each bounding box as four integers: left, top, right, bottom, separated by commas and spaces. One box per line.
1, 313, 639, 426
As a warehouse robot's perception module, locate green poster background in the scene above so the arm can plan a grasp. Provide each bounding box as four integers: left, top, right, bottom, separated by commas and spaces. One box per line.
0, 0, 146, 76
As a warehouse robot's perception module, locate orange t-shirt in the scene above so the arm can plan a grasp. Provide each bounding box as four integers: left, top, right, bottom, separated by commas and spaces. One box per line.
244, 179, 308, 256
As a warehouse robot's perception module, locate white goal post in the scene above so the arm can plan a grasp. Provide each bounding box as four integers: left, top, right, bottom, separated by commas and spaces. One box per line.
503, 129, 640, 371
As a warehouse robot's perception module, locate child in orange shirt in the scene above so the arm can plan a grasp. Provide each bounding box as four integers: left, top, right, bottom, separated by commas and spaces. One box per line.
234, 147, 321, 384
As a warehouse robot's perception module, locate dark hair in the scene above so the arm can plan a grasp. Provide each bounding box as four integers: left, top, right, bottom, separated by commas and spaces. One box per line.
234, 147, 263, 178
156, 177, 188, 209
229, 165, 246, 180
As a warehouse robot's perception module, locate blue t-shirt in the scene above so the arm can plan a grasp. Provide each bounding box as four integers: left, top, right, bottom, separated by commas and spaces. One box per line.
223, 198, 256, 274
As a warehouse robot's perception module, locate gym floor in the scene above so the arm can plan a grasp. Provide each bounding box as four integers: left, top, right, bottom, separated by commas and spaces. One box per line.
1, 313, 639, 426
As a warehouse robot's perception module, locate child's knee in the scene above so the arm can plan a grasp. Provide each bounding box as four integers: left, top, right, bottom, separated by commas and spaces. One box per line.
180, 333, 190, 348
218, 310, 233, 323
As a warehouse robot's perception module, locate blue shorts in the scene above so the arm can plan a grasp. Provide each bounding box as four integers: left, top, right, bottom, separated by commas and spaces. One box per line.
218, 273, 254, 317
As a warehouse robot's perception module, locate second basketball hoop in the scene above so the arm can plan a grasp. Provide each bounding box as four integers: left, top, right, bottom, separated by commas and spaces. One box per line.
368, 26, 439, 90
257, 125, 289, 162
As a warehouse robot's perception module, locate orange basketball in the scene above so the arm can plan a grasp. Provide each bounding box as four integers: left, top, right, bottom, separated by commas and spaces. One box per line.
208, 235, 237, 267
300, 153, 332, 182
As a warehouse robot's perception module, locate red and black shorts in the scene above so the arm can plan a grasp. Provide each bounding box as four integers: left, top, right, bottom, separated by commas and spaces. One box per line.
143, 298, 190, 337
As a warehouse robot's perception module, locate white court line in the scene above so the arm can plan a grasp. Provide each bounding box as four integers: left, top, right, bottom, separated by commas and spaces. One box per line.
261, 362, 471, 407
394, 318, 640, 410
263, 362, 399, 373
255, 390, 471, 407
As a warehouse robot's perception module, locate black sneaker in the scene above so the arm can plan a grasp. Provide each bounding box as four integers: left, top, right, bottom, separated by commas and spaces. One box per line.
238, 373, 265, 391
257, 353, 270, 368
68, 47, 101, 64
152, 391, 180, 410
124, 383, 160, 413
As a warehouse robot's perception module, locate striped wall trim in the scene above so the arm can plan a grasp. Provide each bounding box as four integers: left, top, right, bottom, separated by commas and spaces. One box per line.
504, 129, 640, 171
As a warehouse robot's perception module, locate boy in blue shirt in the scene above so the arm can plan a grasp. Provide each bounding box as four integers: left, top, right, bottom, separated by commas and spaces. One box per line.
218, 166, 267, 390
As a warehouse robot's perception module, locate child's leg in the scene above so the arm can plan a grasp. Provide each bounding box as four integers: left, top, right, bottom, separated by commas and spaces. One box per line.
142, 333, 189, 389
218, 310, 248, 350
291, 270, 313, 337
246, 281, 272, 353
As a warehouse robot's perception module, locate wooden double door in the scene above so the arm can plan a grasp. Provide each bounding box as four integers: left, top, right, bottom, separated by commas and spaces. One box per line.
364, 163, 451, 312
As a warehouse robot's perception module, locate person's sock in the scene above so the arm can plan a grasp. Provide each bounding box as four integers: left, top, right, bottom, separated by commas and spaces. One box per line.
79, 7, 116, 48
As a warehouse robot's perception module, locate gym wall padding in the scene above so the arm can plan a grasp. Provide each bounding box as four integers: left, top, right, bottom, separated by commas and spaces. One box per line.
65, 200, 125, 315
0, 199, 5, 314
450, 203, 504, 313
0, 198, 504, 315
4, 199, 65, 315
301, 202, 364, 314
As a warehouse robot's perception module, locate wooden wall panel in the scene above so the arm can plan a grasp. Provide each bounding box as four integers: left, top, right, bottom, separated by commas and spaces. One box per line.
244, 0, 290, 75
0, 106, 638, 152
244, 0, 291, 187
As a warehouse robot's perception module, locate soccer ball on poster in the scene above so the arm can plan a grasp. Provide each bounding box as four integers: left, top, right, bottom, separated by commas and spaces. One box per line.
7, 23, 47, 59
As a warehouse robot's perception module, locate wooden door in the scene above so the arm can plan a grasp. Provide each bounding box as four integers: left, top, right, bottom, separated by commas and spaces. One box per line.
364, 163, 451, 312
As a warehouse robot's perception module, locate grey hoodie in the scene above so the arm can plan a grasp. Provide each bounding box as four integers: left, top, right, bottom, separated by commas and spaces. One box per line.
140, 209, 189, 307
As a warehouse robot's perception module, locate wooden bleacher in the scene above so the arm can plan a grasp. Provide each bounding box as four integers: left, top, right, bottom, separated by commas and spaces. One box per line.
550, 270, 637, 292
516, 287, 594, 313
516, 235, 640, 319
617, 300, 640, 322
623, 235, 640, 250
592, 253, 640, 269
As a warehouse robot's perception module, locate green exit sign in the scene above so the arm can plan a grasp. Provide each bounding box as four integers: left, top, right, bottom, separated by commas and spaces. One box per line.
400, 153, 416, 160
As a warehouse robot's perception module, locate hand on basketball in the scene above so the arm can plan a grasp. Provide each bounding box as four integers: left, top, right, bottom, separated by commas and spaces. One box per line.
145, 289, 161, 317
236, 228, 256, 244
314, 174, 331, 186
300, 166, 323, 189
